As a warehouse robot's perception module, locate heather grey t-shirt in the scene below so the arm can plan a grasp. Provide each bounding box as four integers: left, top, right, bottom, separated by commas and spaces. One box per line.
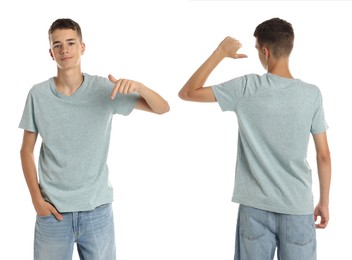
19, 73, 139, 212
212, 73, 328, 215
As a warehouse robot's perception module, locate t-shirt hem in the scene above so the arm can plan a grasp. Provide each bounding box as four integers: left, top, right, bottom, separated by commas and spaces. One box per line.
18, 124, 38, 133
211, 85, 228, 112
55, 198, 114, 213
232, 199, 314, 215
311, 126, 329, 135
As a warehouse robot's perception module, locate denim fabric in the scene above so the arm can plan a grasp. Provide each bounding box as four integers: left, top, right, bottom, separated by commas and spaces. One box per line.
235, 205, 316, 260
34, 203, 116, 260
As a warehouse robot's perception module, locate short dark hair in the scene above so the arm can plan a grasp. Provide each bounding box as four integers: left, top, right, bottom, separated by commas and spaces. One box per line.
254, 18, 294, 58
48, 18, 83, 42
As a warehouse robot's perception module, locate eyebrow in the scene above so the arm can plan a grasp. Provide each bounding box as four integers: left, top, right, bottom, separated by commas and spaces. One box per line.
52, 38, 76, 45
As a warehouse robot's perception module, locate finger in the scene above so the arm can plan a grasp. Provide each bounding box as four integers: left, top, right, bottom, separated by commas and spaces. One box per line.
121, 80, 131, 94
110, 75, 121, 99
125, 81, 135, 94
119, 79, 135, 94
235, 54, 248, 59
54, 213, 63, 221
108, 74, 118, 83
117, 79, 128, 94
315, 216, 328, 229
315, 222, 327, 229
48, 205, 63, 221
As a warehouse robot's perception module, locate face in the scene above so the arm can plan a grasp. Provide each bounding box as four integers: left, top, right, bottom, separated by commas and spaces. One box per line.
49, 29, 85, 70
255, 40, 268, 70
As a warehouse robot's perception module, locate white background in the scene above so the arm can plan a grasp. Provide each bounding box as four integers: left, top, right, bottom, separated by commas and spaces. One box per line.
1, 0, 351, 259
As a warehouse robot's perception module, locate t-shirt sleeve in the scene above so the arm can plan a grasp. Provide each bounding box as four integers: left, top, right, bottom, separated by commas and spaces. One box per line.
101, 76, 140, 116
18, 91, 38, 133
211, 76, 247, 112
111, 92, 140, 116
311, 89, 328, 134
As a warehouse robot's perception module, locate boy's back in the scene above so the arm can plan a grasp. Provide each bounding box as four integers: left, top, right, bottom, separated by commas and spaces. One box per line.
212, 73, 328, 214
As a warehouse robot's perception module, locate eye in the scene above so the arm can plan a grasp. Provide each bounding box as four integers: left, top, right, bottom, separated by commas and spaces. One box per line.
68, 41, 75, 46
53, 44, 61, 49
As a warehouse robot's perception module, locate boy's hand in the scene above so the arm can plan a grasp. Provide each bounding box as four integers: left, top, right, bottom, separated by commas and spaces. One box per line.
314, 203, 329, 228
217, 36, 247, 59
34, 200, 63, 221
109, 74, 144, 99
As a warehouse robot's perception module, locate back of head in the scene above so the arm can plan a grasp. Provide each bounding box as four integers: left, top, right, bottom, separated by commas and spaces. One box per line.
48, 18, 83, 42
254, 18, 294, 58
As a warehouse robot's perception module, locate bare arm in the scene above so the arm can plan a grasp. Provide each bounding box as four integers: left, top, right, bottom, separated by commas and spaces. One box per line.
312, 132, 331, 228
178, 36, 247, 102
20, 130, 63, 220
109, 75, 170, 114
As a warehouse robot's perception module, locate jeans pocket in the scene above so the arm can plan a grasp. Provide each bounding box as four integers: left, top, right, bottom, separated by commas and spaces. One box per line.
239, 205, 268, 241
37, 213, 53, 219
286, 214, 315, 246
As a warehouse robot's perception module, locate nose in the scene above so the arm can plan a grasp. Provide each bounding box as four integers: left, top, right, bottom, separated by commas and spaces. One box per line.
61, 46, 68, 54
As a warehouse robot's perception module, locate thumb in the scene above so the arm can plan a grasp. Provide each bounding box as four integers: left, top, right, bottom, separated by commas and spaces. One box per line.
108, 74, 118, 83
235, 54, 248, 59
49, 206, 63, 221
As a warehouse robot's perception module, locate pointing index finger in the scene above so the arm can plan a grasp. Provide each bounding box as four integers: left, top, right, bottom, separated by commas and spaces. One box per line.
109, 74, 120, 99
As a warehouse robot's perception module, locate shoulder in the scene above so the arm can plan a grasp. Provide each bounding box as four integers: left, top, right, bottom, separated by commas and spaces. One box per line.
215, 74, 260, 88
28, 77, 54, 96
83, 73, 114, 89
241, 73, 266, 93
295, 79, 322, 97
231, 73, 261, 82
83, 73, 110, 84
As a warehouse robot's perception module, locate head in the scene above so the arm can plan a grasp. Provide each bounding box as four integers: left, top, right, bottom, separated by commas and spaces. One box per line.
254, 18, 294, 69
48, 18, 85, 69
48, 18, 83, 42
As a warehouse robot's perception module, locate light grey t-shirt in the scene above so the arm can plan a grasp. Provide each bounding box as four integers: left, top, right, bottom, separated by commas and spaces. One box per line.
212, 73, 328, 215
19, 73, 139, 212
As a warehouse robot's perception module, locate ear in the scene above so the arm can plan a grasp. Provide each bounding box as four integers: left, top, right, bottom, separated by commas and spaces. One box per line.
49, 49, 55, 60
81, 42, 86, 55
262, 47, 269, 60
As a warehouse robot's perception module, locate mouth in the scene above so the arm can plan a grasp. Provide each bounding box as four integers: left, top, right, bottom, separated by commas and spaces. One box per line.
60, 56, 72, 61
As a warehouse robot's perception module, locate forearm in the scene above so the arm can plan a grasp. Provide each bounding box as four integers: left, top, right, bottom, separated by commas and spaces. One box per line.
137, 85, 170, 114
108, 74, 169, 114
178, 48, 225, 101
317, 153, 331, 206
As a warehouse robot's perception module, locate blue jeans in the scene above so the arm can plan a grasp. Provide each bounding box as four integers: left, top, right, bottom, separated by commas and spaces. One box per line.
34, 203, 116, 260
235, 205, 316, 260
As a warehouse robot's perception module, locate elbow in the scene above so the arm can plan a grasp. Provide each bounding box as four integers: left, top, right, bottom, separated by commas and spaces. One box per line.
20, 147, 27, 158
317, 150, 331, 164
20, 147, 31, 162
178, 90, 186, 100
178, 89, 191, 101
155, 101, 170, 115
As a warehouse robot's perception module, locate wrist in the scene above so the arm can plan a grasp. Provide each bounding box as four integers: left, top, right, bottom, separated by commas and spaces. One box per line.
213, 47, 227, 60
318, 199, 329, 207
31, 193, 45, 206
135, 83, 148, 96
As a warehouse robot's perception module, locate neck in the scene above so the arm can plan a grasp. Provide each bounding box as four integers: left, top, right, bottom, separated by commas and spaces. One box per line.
267, 56, 293, 79
55, 68, 84, 96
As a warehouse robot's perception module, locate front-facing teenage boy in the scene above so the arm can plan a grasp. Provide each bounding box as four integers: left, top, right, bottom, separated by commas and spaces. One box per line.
19, 18, 169, 260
